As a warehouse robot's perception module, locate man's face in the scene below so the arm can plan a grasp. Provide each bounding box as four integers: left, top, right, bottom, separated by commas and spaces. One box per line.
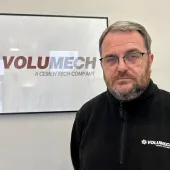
101, 31, 154, 101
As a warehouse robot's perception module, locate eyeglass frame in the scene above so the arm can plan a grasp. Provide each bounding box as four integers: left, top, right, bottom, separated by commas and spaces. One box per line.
99, 52, 149, 67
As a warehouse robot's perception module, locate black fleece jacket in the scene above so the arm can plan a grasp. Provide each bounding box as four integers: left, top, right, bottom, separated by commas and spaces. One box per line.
70, 79, 170, 170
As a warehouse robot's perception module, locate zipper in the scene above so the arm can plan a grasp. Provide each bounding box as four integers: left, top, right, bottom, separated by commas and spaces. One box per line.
119, 101, 126, 164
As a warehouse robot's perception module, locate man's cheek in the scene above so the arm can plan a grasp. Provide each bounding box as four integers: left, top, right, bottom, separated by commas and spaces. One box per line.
130, 70, 139, 79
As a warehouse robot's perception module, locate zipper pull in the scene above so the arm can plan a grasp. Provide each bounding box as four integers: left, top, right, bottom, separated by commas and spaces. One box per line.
119, 101, 124, 119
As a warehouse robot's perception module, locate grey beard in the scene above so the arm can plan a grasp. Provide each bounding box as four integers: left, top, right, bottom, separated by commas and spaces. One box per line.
109, 83, 148, 101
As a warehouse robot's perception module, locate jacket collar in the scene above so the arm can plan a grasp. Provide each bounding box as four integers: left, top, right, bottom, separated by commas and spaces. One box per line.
107, 79, 159, 121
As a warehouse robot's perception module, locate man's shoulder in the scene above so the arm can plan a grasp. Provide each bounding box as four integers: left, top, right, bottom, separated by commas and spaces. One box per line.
159, 88, 170, 100
157, 88, 170, 107
74, 91, 108, 126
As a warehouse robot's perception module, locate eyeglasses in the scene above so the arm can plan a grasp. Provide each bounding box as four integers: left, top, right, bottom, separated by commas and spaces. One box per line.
99, 52, 148, 68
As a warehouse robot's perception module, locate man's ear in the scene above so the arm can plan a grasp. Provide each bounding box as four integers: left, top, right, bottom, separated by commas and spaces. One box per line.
100, 58, 103, 68
100, 61, 102, 68
149, 53, 154, 67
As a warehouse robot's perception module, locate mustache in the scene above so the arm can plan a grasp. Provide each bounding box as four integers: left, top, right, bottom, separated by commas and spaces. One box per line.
114, 72, 135, 80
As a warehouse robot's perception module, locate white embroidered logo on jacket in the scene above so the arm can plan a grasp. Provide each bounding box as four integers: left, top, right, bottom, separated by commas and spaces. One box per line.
141, 139, 170, 149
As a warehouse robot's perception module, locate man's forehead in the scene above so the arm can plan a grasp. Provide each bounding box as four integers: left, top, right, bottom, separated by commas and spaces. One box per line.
101, 31, 146, 55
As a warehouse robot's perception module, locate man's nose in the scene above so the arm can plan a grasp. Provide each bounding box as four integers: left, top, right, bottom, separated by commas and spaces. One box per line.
117, 57, 128, 72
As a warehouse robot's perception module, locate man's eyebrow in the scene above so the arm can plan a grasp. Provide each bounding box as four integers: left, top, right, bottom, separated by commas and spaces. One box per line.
124, 48, 141, 54
103, 48, 141, 58
104, 54, 118, 58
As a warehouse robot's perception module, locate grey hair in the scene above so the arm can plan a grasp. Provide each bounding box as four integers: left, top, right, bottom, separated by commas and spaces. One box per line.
99, 21, 152, 55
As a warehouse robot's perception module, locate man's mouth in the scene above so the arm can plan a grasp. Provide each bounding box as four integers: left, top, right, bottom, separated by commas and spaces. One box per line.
117, 78, 132, 80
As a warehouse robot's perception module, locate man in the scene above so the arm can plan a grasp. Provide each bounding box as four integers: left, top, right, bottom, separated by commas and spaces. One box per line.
70, 21, 170, 170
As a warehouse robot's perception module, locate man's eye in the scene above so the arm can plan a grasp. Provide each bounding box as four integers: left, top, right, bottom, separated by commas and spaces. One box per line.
127, 54, 138, 60
106, 57, 117, 63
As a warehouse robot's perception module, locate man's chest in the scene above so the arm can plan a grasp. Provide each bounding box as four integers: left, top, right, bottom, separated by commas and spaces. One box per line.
80, 108, 170, 170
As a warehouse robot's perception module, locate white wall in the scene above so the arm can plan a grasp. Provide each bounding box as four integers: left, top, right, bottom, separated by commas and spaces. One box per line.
0, 0, 170, 170
0, 113, 75, 170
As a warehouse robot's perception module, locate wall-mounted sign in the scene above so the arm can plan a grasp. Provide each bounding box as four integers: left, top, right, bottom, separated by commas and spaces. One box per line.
0, 13, 108, 113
